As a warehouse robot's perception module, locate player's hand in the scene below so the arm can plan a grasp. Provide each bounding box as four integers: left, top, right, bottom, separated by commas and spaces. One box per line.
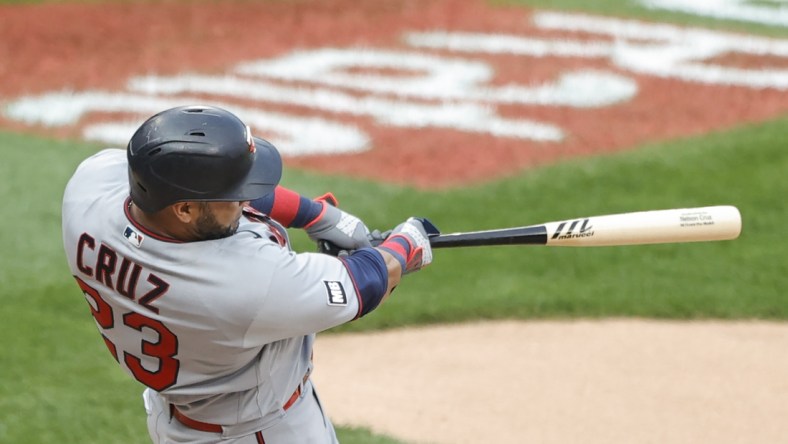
318, 229, 389, 257
378, 217, 434, 274
305, 193, 372, 251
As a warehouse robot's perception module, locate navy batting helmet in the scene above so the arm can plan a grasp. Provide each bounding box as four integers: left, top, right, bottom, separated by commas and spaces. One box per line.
127, 105, 282, 213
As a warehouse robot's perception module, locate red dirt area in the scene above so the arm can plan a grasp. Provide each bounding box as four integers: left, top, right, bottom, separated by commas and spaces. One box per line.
708, 52, 788, 69
0, 0, 786, 188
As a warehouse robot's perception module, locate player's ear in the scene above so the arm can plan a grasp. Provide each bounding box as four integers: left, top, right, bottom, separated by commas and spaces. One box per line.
170, 202, 196, 224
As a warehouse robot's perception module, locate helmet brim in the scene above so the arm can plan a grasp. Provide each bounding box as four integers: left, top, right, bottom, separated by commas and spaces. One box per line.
226, 137, 282, 202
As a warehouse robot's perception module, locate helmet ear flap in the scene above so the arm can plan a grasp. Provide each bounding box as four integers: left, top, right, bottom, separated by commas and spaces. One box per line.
127, 106, 282, 213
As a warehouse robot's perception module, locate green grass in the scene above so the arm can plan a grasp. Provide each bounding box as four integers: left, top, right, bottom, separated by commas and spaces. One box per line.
284, 116, 788, 331
1, 115, 785, 442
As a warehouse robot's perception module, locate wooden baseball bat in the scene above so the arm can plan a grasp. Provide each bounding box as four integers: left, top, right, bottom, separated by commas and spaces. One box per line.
318, 206, 741, 255
427, 205, 741, 248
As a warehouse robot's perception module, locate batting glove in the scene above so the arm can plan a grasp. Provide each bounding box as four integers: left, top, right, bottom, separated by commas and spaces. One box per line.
378, 217, 433, 274
304, 193, 372, 251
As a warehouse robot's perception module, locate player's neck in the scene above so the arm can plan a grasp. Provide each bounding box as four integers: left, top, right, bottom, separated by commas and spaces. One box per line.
129, 202, 194, 242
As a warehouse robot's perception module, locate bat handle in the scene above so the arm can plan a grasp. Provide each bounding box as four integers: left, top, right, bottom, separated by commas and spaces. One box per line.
317, 240, 348, 257
318, 218, 441, 256
317, 233, 389, 257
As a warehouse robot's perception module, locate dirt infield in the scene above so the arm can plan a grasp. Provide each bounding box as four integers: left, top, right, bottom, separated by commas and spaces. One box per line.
312, 320, 788, 444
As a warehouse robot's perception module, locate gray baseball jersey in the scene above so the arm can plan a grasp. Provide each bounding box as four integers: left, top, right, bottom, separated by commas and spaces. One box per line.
62, 149, 364, 437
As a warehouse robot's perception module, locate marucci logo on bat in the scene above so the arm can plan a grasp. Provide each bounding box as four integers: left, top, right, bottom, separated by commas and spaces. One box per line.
551, 219, 595, 240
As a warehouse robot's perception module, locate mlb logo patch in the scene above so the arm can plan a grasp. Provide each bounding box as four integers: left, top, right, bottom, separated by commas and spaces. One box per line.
123, 225, 144, 248
324, 281, 347, 306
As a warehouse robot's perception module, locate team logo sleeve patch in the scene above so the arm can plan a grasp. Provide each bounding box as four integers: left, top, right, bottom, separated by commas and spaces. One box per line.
323, 280, 348, 306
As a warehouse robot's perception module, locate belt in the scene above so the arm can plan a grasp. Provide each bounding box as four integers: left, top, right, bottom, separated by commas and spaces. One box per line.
171, 376, 308, 434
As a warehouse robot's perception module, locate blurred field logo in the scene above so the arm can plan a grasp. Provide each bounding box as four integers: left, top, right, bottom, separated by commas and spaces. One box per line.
638, 0, 788, 27
4, 8, 788, 186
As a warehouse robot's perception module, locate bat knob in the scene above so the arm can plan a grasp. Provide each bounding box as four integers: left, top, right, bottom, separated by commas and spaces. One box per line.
414, 217, 441, 237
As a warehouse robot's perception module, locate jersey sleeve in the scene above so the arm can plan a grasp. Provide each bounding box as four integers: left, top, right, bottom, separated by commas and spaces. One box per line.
242, 247, 388, 345
249, 186, 322, 228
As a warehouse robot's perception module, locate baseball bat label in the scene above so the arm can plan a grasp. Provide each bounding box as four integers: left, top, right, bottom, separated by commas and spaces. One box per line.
678, 210, 716, 227
551, 218, 594, 240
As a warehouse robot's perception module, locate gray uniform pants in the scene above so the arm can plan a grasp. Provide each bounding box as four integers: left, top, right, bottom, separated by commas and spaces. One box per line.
144, 380, 339, 443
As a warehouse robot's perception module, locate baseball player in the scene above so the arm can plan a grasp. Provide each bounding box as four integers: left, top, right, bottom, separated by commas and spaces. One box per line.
61, 105, 433, 443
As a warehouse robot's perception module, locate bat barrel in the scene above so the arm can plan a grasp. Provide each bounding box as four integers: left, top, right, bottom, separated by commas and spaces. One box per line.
543, 205, 742, 247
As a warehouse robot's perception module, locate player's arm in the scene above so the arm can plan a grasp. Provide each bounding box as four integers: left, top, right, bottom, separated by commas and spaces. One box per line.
249, 218, 432, 341
250, 186, 371, 250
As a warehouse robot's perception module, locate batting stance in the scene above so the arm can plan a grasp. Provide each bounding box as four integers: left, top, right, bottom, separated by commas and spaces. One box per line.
61, 105, 433, 443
